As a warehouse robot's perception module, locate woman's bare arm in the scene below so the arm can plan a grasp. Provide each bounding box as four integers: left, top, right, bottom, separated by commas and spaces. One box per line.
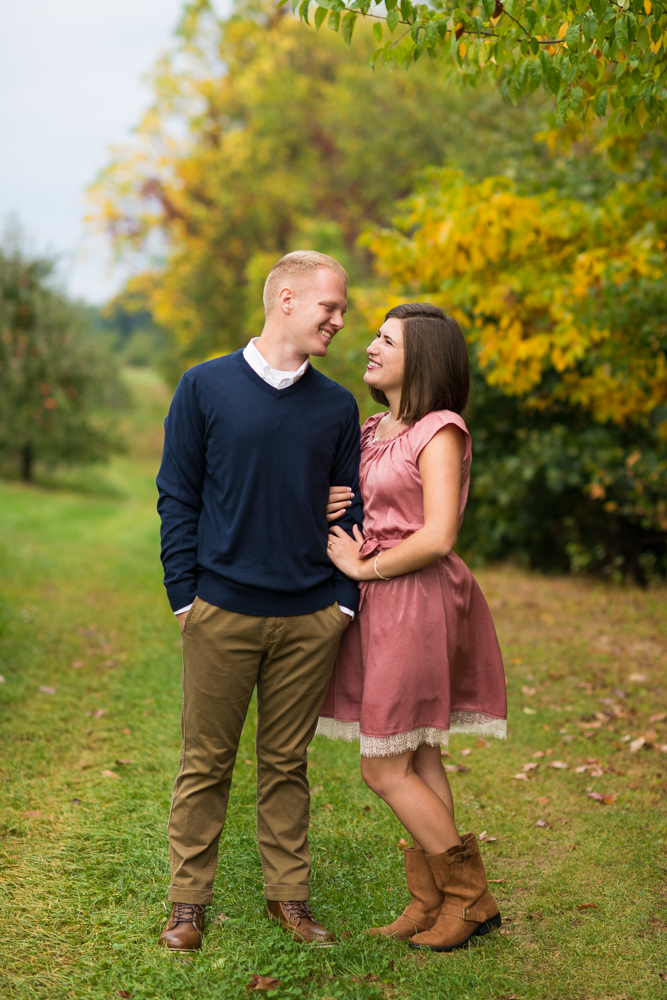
327, 425, 464, 581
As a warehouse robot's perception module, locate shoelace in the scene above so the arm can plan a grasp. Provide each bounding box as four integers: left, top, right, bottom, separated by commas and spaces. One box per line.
282, 900, 315, 923
172, 903, 205, 925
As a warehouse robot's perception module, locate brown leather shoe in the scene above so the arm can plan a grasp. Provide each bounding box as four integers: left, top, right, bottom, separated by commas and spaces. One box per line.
159, 902, 206, 952
266, 900, 337, 945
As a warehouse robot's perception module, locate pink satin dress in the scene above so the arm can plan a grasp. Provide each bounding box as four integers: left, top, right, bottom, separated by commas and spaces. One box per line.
317, 410, 507, 757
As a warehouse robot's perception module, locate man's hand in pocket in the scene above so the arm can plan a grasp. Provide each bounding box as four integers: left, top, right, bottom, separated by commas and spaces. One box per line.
176, 611, 189, 633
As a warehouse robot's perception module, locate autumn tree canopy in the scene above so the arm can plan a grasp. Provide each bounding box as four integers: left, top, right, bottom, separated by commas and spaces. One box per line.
297, 0, 667, 132
360, 161, 667, 578
89, 0, 554, 377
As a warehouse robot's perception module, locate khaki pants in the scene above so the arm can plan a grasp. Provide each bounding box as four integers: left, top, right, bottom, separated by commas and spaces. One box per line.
167, 597, 347, 905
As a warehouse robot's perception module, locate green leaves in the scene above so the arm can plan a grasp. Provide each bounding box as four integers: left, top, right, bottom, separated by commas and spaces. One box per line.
302, 0, 667, 132
341, 11, 358, 46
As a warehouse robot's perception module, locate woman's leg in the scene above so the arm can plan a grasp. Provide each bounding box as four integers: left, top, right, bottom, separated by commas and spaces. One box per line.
410, 744, 456, 849
361, 750, 462, 855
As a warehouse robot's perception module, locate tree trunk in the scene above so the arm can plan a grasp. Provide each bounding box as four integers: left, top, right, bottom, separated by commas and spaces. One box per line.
20, 444, 33, 483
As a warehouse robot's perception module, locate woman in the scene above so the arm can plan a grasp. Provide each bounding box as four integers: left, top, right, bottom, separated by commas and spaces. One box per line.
319, 303, 507, 952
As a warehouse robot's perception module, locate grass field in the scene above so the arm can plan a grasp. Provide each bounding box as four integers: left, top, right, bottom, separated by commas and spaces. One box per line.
1, 368, 667, 1000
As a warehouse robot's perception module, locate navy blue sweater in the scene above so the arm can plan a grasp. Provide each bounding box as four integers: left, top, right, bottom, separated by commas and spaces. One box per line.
157, 349, 363, 617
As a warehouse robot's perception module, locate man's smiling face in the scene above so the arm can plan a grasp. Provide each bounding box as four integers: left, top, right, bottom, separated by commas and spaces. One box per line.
287, 267, 347, 358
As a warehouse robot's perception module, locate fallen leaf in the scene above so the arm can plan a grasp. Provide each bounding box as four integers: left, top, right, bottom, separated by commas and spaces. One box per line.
323, 803, 334, 811
444, 764, 458, 773
93, 709, 106, 719
513, 773, 529, 781
644, 730, 658, 742
650, 712, 667, 724
523, 707, 536, 715
532, 751, 545, 758
246, 974, 281, 992
115, 759, 132, 766
535, 819, 547, 828
629, 736, 646, 753
567, 843, 577, 851
105, 660, 116, 667
100, 770, 120, 779
39, 686, 56, 695
590, 768, 604, 778
71, 661, 83, 669
457, 765, 470, 773
575, 765, 588, 773
460, 748, 472, 756
70, 798, 81, 805
311, 784, 323, 794
397, 838, 410, 850
215, 912, 231, 924
499, 927, 511, 936
117, 992, 131, 999
548, 761, 569, 770
0, 674, 4, 683
511, 657, 522, 665
23, 810, 41, 818
488, 878, 506, 883
536, 796, 550, 805
578, 903, 598, 911
363, 805, 371, 812
522, 686, 537, 696
658, 745, 667, 754
244, 759, 253, 765
363, 974, 379, 981
648, 917, 667, 930
587, 791, 616, 804
122, 728, 131, 735
628, 672, 647, 682
479, 831, 497, 842
340, 929, 352, 939
522, 762, 539, 771
475, 738, 489, 748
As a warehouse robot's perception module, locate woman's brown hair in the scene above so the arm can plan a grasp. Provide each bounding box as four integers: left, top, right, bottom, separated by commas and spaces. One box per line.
369, 303, 470, 422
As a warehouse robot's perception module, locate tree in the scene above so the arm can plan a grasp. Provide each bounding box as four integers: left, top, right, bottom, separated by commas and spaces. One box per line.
0, 230, 128, 483
89, 0, 555, 378
298, 0, 667, 132
358, 162, 667, 579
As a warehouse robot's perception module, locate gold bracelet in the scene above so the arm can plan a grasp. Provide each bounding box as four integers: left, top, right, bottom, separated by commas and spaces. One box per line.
373, 554, 391, 581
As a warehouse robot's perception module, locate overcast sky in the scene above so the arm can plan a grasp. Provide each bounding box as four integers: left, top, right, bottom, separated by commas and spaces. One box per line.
0, 0, 230, 304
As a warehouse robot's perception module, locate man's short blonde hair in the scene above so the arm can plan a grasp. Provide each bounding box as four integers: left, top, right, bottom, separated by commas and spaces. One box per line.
263, 251, 348, 314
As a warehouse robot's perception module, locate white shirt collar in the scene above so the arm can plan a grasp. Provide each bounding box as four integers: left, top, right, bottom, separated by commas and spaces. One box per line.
243, 338, 309, 390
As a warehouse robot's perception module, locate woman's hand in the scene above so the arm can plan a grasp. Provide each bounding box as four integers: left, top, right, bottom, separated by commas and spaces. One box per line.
326, 485, 355, 522
326, 525, 376, 581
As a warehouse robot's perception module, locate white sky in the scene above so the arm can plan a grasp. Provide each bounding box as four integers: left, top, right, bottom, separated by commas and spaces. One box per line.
0, 0, 231, 304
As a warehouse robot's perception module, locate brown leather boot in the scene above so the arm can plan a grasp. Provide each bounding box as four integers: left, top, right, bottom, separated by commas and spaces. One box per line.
368, 847, 444, 939
409, 833, 501, 952
266, 900, 337, 945
158, 902, 206, 952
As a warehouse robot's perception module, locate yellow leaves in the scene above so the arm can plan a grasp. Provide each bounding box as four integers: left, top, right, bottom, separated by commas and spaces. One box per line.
644, 0, 651, 13
362, 168, 667, 430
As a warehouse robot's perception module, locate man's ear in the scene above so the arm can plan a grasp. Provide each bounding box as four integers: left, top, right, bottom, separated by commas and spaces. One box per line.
277, 285, 294, 314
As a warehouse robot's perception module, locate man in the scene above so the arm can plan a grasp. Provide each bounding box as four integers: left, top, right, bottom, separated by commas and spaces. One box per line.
156, 251, 363, 952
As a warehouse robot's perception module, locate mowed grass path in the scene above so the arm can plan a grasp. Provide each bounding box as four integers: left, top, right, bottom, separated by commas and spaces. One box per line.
1, 370, 667, 1000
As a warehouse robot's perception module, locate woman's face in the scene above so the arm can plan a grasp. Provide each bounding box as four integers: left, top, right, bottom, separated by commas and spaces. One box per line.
364, 318, 405, 395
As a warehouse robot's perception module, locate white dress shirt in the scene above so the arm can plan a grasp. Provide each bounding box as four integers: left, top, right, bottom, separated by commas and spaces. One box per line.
174, 339, 354, 619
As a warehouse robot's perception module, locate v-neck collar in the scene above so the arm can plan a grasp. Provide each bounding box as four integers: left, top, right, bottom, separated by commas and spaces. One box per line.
234, 349, 314, 399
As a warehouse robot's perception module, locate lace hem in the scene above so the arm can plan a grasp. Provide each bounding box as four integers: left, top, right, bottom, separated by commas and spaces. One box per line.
315, 713, 507, 758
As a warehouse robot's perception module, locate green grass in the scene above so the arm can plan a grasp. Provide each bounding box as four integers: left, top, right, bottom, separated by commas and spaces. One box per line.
1, 369, 667, 999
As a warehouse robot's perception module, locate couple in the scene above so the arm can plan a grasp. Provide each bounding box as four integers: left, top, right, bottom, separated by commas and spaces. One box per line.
156, 251, 507, 955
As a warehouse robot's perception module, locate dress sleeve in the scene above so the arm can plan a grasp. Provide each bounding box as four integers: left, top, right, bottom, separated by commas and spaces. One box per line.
408, 410, 471, 465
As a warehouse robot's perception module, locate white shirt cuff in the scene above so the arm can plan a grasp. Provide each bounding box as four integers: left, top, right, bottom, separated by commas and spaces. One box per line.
174, 604, 193, 615
338, 606, 355, 619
